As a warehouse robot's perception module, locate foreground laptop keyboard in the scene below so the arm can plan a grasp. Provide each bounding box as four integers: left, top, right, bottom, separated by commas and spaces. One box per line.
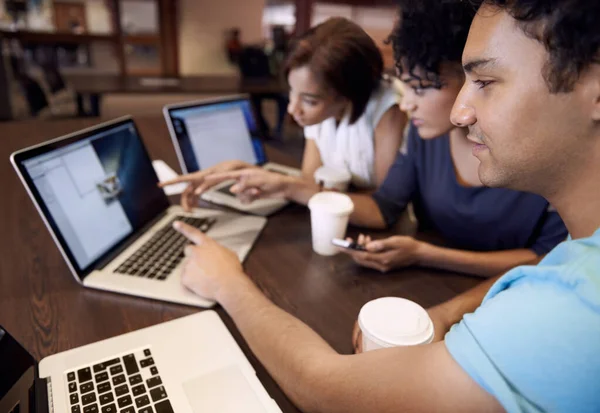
114, 216, 216, 281
65, 348, 173, 413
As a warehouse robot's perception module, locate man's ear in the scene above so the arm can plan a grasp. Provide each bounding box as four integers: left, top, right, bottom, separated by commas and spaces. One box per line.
586, 64, 600, 122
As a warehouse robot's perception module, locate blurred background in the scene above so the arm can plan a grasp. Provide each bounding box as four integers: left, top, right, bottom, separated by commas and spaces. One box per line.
0, 0, 398, 147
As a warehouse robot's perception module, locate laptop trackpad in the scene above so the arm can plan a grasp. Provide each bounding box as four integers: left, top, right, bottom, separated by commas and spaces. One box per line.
182, 365, 269, 413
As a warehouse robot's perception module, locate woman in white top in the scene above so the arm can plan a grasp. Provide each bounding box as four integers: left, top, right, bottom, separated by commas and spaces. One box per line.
303, 81, 400, 189
164, 17, 406, 209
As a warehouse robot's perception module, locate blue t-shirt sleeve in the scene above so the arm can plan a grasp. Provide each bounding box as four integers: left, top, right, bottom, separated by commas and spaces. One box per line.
528, 207, 568, 255
445, 267, 600, 413
371, 128, 418, 227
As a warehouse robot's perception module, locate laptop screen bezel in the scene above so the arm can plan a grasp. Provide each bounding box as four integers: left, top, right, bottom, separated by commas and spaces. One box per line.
164, 94, 269, 174
10, 116, 171, 281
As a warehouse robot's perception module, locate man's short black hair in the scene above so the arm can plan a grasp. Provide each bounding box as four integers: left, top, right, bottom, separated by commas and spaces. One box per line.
472, 0, 600, 93
387, 0, 476, 88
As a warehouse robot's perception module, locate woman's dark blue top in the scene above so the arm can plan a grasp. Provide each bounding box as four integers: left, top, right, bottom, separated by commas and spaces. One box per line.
372, 126, 567, 254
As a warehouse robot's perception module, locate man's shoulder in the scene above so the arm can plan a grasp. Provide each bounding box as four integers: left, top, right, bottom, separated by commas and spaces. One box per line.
445, 235, 600, 412
486, 230, 600, 308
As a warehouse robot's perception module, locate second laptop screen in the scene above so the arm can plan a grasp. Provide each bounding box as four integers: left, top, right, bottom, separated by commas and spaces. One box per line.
169, 99, 266, 172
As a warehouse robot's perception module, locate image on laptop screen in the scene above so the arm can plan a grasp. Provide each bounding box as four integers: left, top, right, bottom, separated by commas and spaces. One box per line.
20, 122, 169, 272
168, 98, 267, 172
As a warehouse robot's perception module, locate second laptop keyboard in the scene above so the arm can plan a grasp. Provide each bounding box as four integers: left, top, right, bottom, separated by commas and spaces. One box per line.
65, 348, 172, 413
114, 216, 216, 280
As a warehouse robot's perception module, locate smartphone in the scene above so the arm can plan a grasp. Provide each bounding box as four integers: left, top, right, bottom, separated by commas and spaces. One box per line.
331, 238, 367, 251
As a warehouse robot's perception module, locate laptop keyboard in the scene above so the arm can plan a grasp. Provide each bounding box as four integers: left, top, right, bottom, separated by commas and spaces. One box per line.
66, 348, 173, 413
114, 216, 216, 281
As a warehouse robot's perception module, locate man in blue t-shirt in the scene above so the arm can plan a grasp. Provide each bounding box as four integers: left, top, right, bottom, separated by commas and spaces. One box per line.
171, 0, 600, 412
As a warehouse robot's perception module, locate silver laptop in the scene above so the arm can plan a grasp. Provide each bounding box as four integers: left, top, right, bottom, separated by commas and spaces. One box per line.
163, 95, 302, 216
10, 117, 266, 308
0, 312, 281, 413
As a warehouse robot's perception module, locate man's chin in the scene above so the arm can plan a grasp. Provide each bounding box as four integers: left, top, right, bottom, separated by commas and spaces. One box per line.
477, 165, 496, 188
478, 167, 507, 189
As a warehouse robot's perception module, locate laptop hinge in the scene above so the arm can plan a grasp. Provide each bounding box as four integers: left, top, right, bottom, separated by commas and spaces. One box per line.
34, 375, 51, 413
94, 210, 171, 272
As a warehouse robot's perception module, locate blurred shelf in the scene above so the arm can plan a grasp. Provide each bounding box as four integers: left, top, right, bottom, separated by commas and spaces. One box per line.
315, 0, 395, 5
0, 30, 117, 44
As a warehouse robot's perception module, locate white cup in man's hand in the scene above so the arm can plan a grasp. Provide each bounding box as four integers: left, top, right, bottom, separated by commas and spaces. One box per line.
358, 297, 434, 351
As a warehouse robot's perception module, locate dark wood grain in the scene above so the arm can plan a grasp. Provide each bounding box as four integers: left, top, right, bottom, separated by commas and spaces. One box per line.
0, 116, 482, 412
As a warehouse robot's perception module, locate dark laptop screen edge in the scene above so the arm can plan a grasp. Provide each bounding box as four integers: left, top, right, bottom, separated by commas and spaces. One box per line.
0, 326, 49, 413
10, 117, 171, 282
162, 104, 191, 174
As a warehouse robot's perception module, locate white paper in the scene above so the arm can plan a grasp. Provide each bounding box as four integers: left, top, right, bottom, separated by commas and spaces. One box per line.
152, 160, 187, 196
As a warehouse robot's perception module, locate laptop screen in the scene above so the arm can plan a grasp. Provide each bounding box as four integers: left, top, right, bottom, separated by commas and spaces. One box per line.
14, 119, 170, 277
0, 327, 37, 413
167, 97, 267, 173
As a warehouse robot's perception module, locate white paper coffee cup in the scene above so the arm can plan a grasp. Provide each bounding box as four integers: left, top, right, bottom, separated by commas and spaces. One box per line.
307, 192, 354, 256
314, 166, 352, 192
358, 297, 434, 351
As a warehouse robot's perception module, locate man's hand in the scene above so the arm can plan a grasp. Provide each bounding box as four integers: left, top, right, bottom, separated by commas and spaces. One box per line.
340, 235, 425, 273
426, 304, 455, 342
352, 319, 364, 353
174, 221, 250, 300
158, 160, 254, 211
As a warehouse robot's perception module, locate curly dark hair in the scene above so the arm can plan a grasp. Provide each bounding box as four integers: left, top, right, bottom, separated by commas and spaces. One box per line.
387, 0, 476, 88
285, 17, 383, 124
472, 0, 600, 93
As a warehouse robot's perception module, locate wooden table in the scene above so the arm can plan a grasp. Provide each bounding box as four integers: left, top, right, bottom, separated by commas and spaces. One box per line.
0, 116, 481, 412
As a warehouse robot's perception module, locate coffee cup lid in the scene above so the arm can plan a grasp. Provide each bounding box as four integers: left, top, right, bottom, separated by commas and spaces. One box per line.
307, 192, 354, 216
314, 166, 352, 184
358, 297, 434, 347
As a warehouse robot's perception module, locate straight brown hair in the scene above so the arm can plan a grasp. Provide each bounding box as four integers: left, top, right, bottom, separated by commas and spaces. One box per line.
285, 17, 384, 124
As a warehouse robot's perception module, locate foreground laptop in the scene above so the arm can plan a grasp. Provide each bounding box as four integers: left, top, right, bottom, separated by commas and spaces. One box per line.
0, 312, 281, 413
163, 95, 301, 216
10, 116, 266, 308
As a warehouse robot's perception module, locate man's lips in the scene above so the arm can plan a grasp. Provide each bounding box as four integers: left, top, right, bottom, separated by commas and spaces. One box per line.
467, 133, 488, 155
466, 133, 483, 144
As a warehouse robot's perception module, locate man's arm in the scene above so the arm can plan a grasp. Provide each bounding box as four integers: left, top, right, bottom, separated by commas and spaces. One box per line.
176, 223, 503, 413
218, 273, 502, 413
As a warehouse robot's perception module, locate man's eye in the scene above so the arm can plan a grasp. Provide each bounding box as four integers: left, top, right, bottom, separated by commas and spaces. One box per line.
474, 80, 494, 89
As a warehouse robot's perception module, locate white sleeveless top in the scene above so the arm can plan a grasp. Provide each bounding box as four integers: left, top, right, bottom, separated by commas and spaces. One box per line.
303, 81, 399, 189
